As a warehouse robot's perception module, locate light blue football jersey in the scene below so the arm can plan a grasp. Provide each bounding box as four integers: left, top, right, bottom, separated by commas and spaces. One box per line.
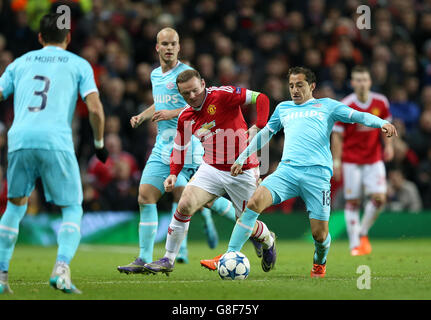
150, 61, 203, 166
0, 46, 98, 153
266, 98, 387, 174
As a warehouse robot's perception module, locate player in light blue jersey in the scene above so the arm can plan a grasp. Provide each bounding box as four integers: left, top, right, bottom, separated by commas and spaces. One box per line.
0, 13, 108, 294
228, 67, 398, 278
117, 28, 237, 274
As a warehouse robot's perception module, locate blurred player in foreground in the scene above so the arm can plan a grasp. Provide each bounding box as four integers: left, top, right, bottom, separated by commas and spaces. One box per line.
143, 69, 276, 275
229, 67, 397, 278
117, 28, 237, 273
0, 13, 108, 294
331, 66, 393, 256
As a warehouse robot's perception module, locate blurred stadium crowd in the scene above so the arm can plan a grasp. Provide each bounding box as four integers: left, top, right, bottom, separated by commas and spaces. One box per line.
0, 0, 430, 214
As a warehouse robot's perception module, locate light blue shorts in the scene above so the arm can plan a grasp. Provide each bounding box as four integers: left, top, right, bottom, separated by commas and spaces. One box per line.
7, 149, 83, 206
140, 154, 199, 194
260, 162, 332, 221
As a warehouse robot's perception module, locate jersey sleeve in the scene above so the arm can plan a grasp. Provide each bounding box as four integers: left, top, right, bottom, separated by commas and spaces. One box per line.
232, 87, 269, 128
265, 105, 282, 134
332, 100, 387, 128
78, 59, 98, 99
0, 61, 16, 99
332, 121, 344, 133
331, 101, 358, 123
220, 86, 247, 106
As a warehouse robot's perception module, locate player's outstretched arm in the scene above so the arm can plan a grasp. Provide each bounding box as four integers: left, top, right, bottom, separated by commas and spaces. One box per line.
151, 107, 185, 123
331, 132, 343, 181
350, 111, 397, 137
334, 103, 398, 138
166, 114, 190, 188
231, 126, 274, 176
130, 104, 155, 128
86, 92, 108, 163
246, 91, 270, 142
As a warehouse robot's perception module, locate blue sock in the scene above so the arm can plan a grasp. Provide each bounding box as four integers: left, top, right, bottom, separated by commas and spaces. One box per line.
0, 201, 28, 271
56, 205, 83, 265
210, 197, 236, 222
200, 207, 212, 224
227, 207, 259, 252
138, 204, 158, 262
171, 203, 188, 254
313, 233, 331, 265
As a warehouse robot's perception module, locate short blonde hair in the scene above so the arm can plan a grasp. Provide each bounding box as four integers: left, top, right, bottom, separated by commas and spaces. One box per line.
156, 27, 179, 43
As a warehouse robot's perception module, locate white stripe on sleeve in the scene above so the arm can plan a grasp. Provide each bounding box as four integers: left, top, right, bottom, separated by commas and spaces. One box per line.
173, 141, 190, 151
332, 125, 344, 133
82, 88, 99, 99
245, 89, 252, 104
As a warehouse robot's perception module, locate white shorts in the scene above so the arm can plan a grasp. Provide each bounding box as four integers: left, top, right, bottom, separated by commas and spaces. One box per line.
188, 162, 260, 218
342, 161, 387, 200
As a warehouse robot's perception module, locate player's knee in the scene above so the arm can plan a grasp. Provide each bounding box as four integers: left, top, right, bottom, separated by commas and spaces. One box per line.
371, 194, 386, 208
177, 197, 195, 216
247, 187, 272, 213
138, 194, 151, 205
138, 189, 158, 205
345, 199, 360, 210
247, 195, 264, 213
312, 230, 328, 243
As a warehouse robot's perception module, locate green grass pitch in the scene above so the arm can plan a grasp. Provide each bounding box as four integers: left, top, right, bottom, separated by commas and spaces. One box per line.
1, 238, 430, 300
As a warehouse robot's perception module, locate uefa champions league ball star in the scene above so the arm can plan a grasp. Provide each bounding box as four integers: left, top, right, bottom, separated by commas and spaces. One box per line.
217, 251, 250, 280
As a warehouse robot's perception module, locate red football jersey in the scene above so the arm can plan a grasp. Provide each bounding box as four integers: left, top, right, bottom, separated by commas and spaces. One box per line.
171, 86, 261, 174
333, 92, 391, 164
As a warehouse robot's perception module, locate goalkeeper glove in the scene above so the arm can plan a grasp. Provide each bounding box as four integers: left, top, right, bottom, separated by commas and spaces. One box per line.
95, 147, 109, 163
94, 139, 109, 163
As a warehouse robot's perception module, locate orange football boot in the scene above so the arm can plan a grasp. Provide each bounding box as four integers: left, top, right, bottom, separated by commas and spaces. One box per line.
310, 263, 326, 278
350, 246, 363, 256
350, 236, 372, 256
359, 235, 372, 254
200, 254, 223, 271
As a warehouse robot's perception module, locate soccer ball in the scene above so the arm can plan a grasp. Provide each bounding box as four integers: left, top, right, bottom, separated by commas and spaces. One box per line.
217, 251, 250, 280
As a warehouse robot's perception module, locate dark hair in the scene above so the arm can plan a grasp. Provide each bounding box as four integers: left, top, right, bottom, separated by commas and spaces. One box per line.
351, 65, 370, 76
287, 66, 316, 84
39, 13, 70, 44
176, 69, 202, 86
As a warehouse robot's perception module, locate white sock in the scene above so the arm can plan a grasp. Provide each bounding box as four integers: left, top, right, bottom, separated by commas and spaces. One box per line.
251, 220, 273, 249
344, 203, 360, 249
360, 199, 381, 236
164, 210, 190, 264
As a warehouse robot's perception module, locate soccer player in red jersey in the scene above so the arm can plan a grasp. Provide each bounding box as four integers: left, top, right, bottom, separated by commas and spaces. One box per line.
143, 69, 277, 274
331, 66, 394, 256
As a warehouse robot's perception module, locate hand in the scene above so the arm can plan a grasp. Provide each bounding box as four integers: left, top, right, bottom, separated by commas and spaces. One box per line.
383, 144, 394, 162
231, 163, 244, 177
152, 110, 176, 122
381, 123, 398, 138
130, 115, 143, 128
164, 174, 177, 192
95, 147, 109, 163
246, 125, 260, 144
